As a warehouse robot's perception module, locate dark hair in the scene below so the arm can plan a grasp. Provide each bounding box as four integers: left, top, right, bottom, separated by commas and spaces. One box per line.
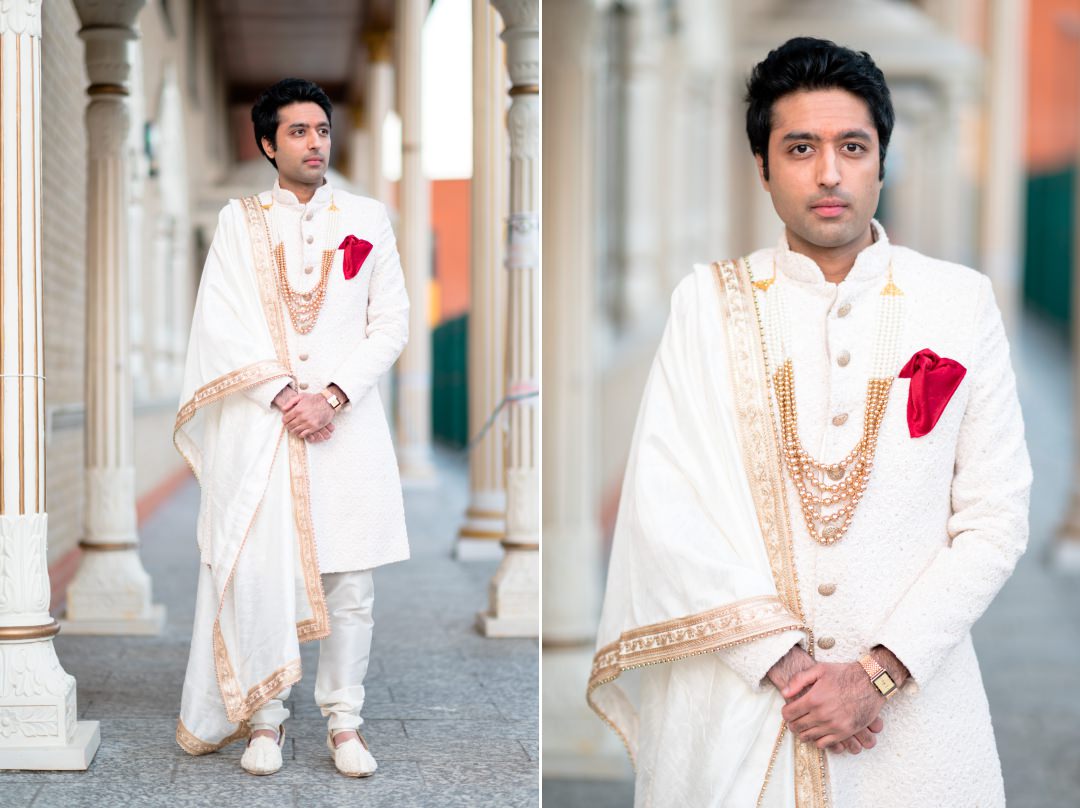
251, 78, 333, 168
745, 37, 894, 181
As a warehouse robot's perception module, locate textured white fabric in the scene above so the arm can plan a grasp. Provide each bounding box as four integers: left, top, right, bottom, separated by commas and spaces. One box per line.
593, 266, 807, 808
637, 222, 1030, 807
250, 569, 375, 732
253, 180, 410, 574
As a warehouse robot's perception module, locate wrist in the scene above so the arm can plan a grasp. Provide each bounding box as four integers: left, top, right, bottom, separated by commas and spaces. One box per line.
869, 645, 909, 688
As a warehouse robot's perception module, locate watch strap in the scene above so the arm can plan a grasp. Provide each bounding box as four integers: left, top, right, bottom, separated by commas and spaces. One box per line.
858, 653, 898, 699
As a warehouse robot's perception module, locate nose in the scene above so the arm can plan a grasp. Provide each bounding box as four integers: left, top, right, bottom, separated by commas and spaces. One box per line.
817, 149, 841, 188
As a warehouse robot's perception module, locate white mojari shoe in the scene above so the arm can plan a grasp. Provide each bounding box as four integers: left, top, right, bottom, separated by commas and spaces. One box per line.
327, 730, 377, 777
241, 725, 285, 776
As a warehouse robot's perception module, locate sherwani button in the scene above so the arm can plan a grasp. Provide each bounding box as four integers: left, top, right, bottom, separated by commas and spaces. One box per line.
304, 265, 314, 274
305, 212, 314, 221
838, 302, 852, 317
306, 235, 314, 244
817, 636, 836, 649
837, 350, 850, 367
298, 382, 309, 390
831, 413, 848, 426
299, 353, 309, 361
818, 583, 837, 596
827, 467, 845, 481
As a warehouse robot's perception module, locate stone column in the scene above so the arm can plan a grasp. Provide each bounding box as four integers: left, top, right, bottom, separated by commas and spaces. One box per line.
63, 0, 165, 635
365, 31, 396, 414
0, 1, 100, 769
478, 0, 539, 638
541, 0, 624, 774
979, 0, 1027, 335
1055, 18, 1080, 572
366, 31, 394, 206
457, 0, 509, 561
395, 1, 437, 484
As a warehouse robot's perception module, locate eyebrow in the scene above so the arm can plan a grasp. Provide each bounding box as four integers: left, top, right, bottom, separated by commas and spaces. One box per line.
781, 129, 873, 143
286, 121, 330, 130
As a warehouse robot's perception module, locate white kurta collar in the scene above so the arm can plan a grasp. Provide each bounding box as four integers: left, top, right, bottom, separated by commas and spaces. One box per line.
270, 178, 333, 210
775, 218, 890, 292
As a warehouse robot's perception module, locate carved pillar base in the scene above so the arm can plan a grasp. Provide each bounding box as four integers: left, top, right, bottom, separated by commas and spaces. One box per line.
61, 467, 165, 634
1054, 495, 1080, 572
0, 514, 99, 770
455, 490, 506, 561
399, 445, 439, 489
542, 647, 631, 778
477, 546, 539, 637
61, 550, 165, 635
0, 639, 100, 770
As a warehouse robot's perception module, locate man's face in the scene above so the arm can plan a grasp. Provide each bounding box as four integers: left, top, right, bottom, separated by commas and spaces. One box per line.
262, 101, 331, 187
756, 88, 882, 255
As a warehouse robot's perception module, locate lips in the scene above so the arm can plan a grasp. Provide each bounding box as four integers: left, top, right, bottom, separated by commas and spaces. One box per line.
811, 199, 847, 218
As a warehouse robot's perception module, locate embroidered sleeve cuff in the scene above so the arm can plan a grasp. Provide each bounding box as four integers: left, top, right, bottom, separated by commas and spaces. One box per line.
713, 630, 805, 693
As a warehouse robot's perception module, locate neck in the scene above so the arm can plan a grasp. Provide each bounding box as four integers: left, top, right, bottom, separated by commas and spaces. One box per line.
278, 175, 322, 204
785, 224, 874, 284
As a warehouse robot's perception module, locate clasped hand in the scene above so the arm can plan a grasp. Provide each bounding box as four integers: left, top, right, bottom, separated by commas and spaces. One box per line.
275, 389, 336, 443
781, 661, 885, 754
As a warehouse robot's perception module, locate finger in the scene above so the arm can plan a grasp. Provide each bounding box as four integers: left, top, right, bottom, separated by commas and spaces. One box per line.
843, 738, 861, 755
853, 728, 876, 750
868, 717, 884, 734
782, 666, 825, 700
815, 733, 847, 750
782, 700, 813, 724
280, 395, 301, 412
798, 724, 832, 744
325, 422, 335, 432
828, 743, 845, 755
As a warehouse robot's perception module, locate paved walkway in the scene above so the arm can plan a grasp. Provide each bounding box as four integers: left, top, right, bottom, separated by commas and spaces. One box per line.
1, 448, 537, 807
544, 310, 1080, 808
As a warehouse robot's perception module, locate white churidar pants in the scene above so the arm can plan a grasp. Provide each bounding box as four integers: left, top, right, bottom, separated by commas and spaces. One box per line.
249, 569, 375, 733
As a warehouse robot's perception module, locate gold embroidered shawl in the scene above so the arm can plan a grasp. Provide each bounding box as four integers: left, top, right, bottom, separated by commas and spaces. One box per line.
587, 261, 830, 806
173, 197, 329, 754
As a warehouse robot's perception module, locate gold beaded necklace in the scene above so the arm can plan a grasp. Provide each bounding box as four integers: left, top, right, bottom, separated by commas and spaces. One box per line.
749, 254, 904, 546
269, 196, 340, 335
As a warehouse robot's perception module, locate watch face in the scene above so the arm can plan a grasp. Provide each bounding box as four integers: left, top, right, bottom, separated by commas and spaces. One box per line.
873, 672, 896, 696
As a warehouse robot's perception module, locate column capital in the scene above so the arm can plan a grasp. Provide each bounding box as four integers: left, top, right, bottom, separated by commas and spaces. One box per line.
0, 0, 41, 38
491, 0, 538, 89
73, 0, 145, 30
364, 29, 394, 64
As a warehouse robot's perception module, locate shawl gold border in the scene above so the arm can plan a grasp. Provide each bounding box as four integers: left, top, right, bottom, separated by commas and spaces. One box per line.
202, 197, 330, 725
175, 717, 251, 756
713, 260, 830, 808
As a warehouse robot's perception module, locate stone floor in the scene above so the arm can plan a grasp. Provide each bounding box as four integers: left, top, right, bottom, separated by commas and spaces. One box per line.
543, 309, 1080, 808
0, 447, 538, 807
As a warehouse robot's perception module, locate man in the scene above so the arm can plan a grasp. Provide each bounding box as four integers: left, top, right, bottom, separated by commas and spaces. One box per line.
588, 38, 1030, 807
173, 78, 409, 777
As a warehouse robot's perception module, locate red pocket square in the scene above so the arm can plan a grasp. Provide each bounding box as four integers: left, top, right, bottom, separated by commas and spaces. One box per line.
898, 348, 966, 438
339, 235, 373, 280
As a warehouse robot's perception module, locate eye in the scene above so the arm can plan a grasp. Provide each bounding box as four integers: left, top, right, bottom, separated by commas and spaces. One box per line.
842, 143, 866, 153
790, 144, 812, 155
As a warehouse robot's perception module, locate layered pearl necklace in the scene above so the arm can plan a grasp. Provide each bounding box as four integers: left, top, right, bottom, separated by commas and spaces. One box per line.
269, 196, 340, 335
748, 254, 904, 546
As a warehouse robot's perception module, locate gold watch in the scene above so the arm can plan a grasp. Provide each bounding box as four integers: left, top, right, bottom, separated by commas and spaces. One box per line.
320, 388, 343, 411
858, 653, 898, 699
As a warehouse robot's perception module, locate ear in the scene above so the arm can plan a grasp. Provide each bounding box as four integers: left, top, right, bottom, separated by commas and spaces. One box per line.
755, 153, 769, 191
261, 136, 275, 159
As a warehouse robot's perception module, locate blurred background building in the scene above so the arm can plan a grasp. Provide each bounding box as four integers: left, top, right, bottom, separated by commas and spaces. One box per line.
543, 0, 1080, 804
0, 0, 540, 771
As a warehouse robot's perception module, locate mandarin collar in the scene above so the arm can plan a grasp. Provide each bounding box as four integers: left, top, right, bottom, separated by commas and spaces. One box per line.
774, 219, 891, 290
270, 178, 333, 210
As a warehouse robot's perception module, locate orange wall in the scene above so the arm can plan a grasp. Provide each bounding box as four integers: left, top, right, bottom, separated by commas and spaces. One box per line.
431, 179, 471, 323
1026, 0, 1080, 171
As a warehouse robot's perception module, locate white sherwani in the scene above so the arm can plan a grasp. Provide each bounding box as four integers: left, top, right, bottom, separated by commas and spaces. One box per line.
227, 180, 409, 574
591, 222, 1031, 808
